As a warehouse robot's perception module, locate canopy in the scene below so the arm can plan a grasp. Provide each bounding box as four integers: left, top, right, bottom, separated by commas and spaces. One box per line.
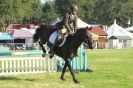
125, 26, 133, 32
52, 18, 91, 28
109, 36, 131, 40
12, 28, 33, 38
0, 32, 12, 40
106, 20, 133, 39
77, 18, 91, 28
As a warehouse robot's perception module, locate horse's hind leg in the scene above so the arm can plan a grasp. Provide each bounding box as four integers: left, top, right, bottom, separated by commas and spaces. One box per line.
66, 59, 80, 83
39, 41, 46, 57
60, 61, 67, 81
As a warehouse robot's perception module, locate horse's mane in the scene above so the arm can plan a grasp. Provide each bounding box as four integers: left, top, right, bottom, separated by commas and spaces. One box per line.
40, 24, 55, 30
73, 28, 85, 36
69, 27, 92, 41
74, 27, 92, 35
65, 28, 86, 45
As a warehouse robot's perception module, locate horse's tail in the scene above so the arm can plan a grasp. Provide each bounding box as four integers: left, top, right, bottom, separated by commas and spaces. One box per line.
33, 27, 40, 43
33, 25, 55, 43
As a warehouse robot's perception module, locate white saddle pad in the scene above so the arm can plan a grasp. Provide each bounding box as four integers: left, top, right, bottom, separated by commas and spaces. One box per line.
49, 31, 67, 47
49, 31, 58, 44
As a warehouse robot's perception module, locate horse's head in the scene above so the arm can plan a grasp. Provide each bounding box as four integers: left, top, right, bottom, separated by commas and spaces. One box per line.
76, 26, 94, 49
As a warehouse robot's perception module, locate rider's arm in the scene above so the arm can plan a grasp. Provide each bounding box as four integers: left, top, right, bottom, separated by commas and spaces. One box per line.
73, 15, 78, 32
64, 13, 73, 33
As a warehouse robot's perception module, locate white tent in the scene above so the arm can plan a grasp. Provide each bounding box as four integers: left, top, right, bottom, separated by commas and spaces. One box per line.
52, 18, 91, 28
106, 20, 132, 39
12, 28, 34, 48
77, 18, 91, 28
106, 20, 133, 48
126, 26, 133, 32
12, 28, 33, 38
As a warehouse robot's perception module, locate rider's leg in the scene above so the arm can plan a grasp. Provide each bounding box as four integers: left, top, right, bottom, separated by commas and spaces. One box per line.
49, 37, 59, 58
49, 31, 62, 58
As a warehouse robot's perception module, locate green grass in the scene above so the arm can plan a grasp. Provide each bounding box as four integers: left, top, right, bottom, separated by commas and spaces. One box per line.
0, 49, 133, 88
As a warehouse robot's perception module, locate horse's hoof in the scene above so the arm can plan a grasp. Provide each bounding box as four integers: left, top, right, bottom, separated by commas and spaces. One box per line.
49, 54, 54, 59
74, 80, 80, 84
42, 53, 46, 57
49, 56, 53, 59
60, 77, 66, 81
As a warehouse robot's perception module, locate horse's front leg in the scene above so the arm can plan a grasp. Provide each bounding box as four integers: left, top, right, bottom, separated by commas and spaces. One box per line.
39, 41, 46, 57
60, 61, 67, 81
66, 59, 80, 83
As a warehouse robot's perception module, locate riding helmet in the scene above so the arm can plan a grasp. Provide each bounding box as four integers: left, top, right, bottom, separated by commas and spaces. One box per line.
70, 5, 78, 11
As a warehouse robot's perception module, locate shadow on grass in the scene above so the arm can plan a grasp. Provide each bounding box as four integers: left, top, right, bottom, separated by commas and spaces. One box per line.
0, 76, 21, 81
24, 78, 35, 81
0, 76, 35, 81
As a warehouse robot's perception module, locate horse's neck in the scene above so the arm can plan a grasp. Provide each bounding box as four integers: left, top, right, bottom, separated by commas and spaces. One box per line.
71, 35, 82, 50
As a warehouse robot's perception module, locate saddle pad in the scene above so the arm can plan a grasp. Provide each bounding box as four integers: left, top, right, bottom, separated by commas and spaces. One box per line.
49, 31, 67, 47
49, 31, 58, 44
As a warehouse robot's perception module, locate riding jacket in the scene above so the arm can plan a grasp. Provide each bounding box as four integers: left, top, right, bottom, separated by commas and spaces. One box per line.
55, 12, 78, 33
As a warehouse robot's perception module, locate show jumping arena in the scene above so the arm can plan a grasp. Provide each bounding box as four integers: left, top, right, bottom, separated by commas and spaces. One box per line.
0, 44, 89, 75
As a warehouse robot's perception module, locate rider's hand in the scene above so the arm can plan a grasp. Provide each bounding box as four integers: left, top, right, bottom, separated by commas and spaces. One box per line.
70, 32, 74, 35
61, 28, 67, 33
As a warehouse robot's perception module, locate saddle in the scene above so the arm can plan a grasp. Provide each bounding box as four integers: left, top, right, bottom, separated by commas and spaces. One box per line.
49, 29, 68, 47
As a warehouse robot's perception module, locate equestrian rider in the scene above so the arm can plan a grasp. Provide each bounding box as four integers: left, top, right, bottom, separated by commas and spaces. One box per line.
49, 4, 78, 58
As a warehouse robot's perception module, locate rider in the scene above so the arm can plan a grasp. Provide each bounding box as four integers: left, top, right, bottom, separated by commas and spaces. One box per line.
49, 4, 78, 58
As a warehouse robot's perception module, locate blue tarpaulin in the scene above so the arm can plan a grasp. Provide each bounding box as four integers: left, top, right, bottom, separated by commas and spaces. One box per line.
0, 32, 12, 40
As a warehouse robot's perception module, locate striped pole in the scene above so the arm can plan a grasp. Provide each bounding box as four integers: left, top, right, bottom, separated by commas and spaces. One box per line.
57, 44, 89, 71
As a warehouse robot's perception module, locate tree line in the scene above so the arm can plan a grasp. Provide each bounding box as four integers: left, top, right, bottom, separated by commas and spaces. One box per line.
0, 0, 133, 31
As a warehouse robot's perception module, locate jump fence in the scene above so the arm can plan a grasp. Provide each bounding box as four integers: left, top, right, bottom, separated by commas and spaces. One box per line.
0, 57, 57, 75
57, 44, 89, 71
0, 44, 89, 75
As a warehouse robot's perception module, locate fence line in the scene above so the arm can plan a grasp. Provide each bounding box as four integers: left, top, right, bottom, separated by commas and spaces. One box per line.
0, 57, 57, 75
0, 44, 89, 75
56, 44, 89, 71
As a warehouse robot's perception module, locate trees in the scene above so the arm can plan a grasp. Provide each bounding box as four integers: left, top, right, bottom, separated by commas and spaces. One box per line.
0, 0, 14, 31
93, 0, 133, 26
55, 0, 74, 16
0, 0, 133, 32
42, 1, 58, 24
54, 0, 133, 26
0, 0, 42, 31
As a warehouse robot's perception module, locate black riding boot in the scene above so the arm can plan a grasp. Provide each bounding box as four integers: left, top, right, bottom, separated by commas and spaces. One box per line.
49, 38, 59, 58
49, 30, 63, 58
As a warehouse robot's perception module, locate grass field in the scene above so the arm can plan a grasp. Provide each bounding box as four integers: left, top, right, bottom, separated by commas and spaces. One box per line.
0, 49, 133, 88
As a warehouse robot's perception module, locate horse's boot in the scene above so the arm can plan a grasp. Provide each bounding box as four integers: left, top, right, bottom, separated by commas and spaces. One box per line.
49, 51, 54, 58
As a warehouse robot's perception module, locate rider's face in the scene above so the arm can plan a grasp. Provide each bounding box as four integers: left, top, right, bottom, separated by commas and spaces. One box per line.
70, 9, 77, 15
73, 11, 77, 15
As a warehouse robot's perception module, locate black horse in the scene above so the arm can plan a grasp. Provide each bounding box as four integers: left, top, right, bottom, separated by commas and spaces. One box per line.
33, 25, 93, 83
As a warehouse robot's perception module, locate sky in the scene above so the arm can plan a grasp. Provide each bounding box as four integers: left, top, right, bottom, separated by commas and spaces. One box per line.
40, 0, 45, 4
40, 0, 54, 4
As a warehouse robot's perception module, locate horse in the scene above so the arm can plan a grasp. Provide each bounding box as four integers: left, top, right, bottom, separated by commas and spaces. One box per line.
33, 25, 93, 83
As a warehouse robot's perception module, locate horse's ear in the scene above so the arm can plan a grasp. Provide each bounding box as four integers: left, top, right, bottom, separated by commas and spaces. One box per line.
87, 26, 92, 30
86, 26, 89, 29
